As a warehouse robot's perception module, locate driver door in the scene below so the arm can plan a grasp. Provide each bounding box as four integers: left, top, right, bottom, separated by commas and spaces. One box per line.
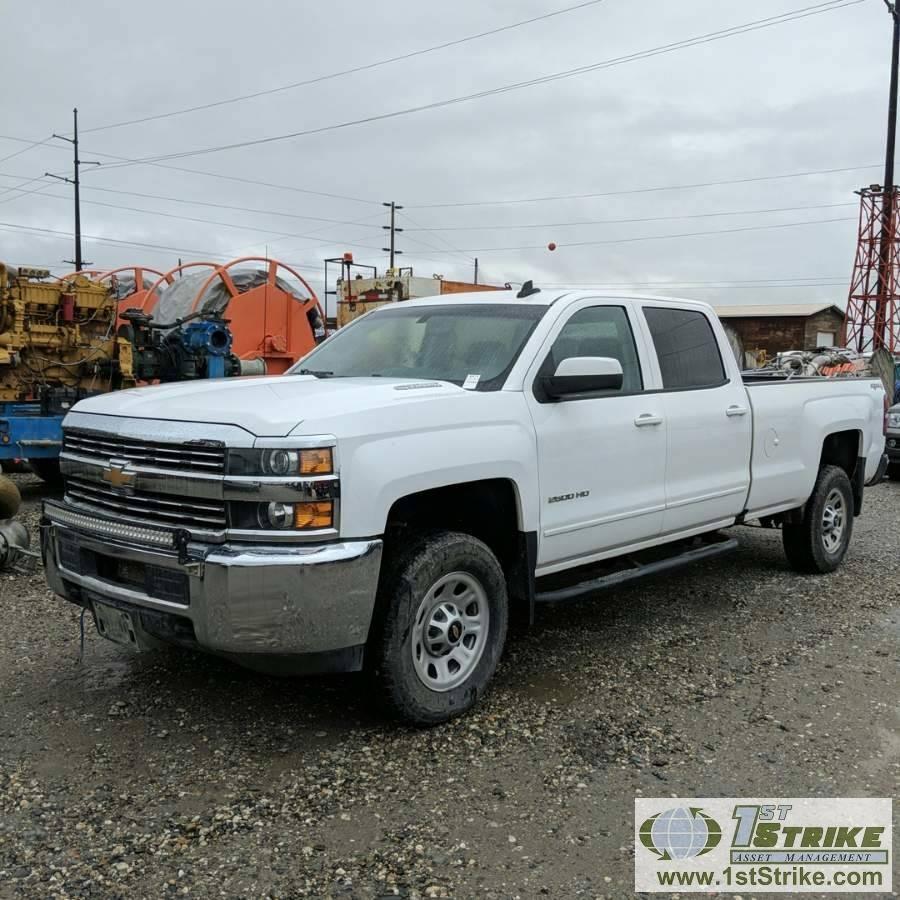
525, 299, 667, 570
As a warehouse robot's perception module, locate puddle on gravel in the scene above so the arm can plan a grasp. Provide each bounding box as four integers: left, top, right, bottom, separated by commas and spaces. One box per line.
518, 670, 581, 705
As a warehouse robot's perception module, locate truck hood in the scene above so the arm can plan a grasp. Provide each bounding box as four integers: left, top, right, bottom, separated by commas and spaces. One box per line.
71, 375, 464, 436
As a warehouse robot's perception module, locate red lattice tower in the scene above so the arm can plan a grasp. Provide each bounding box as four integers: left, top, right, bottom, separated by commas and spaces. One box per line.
842, 186, 900, 352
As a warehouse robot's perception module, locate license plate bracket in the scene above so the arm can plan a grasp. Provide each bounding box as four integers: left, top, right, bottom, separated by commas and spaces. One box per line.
93, 601, 139, 647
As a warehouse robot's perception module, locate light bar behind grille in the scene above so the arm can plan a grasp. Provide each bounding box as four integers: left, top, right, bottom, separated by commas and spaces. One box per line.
66, 477, 227, 531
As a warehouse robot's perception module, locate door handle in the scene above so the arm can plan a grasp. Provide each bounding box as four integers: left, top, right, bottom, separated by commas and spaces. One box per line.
634, 414, 663, 427
726, 405, 749, 417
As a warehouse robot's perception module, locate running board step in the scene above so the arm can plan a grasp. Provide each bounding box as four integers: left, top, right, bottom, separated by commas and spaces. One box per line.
534, 536, 739, 603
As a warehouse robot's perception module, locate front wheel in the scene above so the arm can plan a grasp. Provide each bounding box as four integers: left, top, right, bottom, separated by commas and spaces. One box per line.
372, 531, 508, 725
782, 465, 854, 574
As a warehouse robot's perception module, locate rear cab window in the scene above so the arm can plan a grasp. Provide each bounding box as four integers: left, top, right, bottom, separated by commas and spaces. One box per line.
642, 306, 726, 390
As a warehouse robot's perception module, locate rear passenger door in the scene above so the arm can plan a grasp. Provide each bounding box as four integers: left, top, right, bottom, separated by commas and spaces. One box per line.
640, 305, 752, 535
526, 300, 667, 569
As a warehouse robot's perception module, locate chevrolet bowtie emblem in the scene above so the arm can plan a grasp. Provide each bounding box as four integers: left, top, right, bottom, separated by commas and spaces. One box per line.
103, 463, 135, 489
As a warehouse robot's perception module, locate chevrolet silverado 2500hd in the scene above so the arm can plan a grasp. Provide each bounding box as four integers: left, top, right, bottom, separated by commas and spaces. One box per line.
42, 290, 888, 723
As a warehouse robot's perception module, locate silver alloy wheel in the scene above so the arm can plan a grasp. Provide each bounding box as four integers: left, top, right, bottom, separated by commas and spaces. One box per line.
821, 488, 846, 553
411, 571, 490, 692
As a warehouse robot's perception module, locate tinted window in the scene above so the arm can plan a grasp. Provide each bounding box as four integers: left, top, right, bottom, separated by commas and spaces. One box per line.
643, 307, 725, 389
542, 305, 643, 393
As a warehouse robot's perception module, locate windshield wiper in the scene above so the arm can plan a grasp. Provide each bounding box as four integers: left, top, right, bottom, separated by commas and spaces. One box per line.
296, 368, 334, 378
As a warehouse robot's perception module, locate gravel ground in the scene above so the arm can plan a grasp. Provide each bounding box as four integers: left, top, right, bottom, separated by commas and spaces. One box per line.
1, 472, 898, 899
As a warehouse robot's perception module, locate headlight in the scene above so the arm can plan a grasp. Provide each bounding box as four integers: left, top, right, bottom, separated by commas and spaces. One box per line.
262, 449, 300, 476
889, 412, 900, 429
227, 447, 333, 476
261, 501, 295, 529
231, 499, 335, 531
260, 500, 334, 530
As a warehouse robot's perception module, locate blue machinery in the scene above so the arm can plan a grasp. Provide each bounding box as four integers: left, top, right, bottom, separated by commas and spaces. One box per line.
0, 401, 65, 463
0, 312, 244, 475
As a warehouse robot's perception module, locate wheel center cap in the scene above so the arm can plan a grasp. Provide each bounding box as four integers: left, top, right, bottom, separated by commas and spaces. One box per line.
448, 621, 463, 643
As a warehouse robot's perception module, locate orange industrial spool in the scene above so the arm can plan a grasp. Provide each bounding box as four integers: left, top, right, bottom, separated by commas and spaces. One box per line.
144, 257, 325, 375
102, 266, 174, 319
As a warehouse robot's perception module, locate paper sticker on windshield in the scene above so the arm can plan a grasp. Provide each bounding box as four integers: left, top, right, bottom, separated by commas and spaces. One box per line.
462, 374, 481, 390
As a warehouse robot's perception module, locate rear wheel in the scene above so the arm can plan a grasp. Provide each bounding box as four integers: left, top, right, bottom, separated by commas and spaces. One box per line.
373, 531, 508, 725
782, 464, 853, 574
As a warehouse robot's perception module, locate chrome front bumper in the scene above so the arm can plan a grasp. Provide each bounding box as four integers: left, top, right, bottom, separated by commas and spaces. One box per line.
41, 499, 383, 673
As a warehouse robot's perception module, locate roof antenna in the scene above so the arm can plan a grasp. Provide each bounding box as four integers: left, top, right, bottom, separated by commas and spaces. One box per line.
516, 280, 541, 299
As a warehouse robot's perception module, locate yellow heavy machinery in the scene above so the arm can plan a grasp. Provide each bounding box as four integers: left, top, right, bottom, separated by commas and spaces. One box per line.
0, 264, 130, 401
0, 263, 249, 538
0, 264, 130, 526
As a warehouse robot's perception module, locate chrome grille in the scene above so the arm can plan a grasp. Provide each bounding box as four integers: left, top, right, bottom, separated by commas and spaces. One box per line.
63, 430, 226, 474
66, 476, 227, 532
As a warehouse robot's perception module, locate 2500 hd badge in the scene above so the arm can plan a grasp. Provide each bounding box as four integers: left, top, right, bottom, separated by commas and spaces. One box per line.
548, 490, 591, 504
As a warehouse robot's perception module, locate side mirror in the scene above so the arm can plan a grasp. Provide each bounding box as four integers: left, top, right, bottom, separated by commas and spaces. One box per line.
540, 356, 624, 400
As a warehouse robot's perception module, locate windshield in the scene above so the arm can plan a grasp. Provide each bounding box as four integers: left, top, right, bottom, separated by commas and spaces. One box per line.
288, 303, 547, 391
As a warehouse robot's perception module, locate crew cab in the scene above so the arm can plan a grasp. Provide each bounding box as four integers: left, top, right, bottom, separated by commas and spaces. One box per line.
41, 289, 887, 724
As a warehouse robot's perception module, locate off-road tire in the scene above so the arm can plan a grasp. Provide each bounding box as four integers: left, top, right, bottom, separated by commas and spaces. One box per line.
782, 464, 853, 574
28, 458, 63, 488
888, 462, 900, 481
372, 531, 508, 726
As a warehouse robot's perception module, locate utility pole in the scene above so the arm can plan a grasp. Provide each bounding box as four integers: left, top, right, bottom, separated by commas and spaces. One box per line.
876, 1, 900, 347
47, 108, 100, 270
382, 201, 403, 269
474, 257, 479, 285
843, 3, 900, 352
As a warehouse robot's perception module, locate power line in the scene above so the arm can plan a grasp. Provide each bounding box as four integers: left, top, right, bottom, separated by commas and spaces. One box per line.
0, 134, 380, 206
77, 197, 389, 248
417, 215, 856, 252
542, 282, 847, 290
540, 275, 847, 285
0, 178, 384, 227
407, 165, 879, 209
83, 0, 610, 134
540, 278, 847, 286
401, 201, 857, 231
92, 1, 863, 167
225, 209, 394, 258
399, 209, 477, 266
0, 135, 52, 166
0, 149, 878, 215
0, 173, 50, 202
4, 184, 387, 241
0, 220, 320, 270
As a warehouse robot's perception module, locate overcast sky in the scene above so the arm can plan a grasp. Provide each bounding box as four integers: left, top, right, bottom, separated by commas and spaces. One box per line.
0, 0, 891, 314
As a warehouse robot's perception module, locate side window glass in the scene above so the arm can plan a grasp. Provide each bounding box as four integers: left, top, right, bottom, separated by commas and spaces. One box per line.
643, 307, 726, 390
541, 306, 643, 393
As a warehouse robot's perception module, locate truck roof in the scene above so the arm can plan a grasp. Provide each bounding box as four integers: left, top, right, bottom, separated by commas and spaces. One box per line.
397, 288, 716, 313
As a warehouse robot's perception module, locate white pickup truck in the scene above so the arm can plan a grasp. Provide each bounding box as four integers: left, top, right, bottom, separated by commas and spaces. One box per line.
42, 288, 888, 724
